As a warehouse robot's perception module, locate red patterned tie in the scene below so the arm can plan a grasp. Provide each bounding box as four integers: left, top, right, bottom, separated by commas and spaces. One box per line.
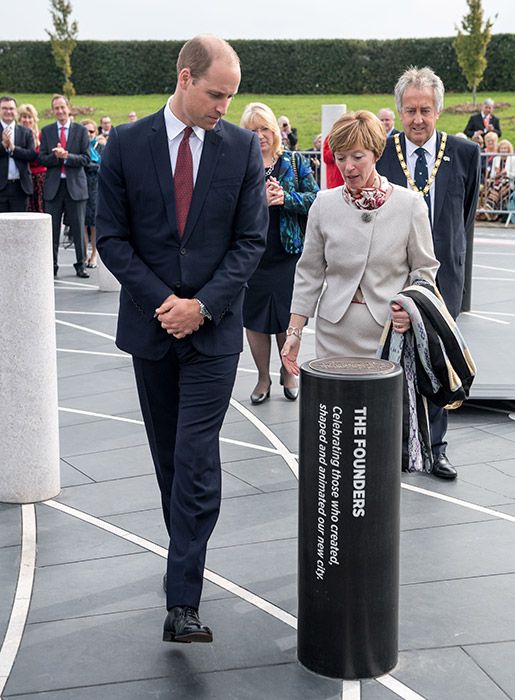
174, 126, 193, 238
59, 126, 67, 175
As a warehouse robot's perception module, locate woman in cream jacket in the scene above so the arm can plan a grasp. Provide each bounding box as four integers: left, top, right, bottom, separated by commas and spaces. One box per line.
281, 110, 439, 370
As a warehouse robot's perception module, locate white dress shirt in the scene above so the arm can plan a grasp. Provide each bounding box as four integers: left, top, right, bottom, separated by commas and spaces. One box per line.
1, 120, 20, 180
405, 131, 437, 223
164, 99, 205, 183
56, 120, 72, 178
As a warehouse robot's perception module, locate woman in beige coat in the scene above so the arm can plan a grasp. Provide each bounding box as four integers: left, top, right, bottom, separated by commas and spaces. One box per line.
281, 110, 439, 373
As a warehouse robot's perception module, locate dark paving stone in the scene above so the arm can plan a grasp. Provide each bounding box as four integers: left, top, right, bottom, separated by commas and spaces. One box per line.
57, 474, 160, 517
222, 454, 297, 493
212, 489, 297, 549
30, 551, 165, 624
59, 418, 147, 458
446, 426, 515, 466
401, 471, 514, 509
4, 598, 297, 696
207, 537, 296, 615
57, 367, 137, 401
35, 503, 141, 567
0, 503, 21, 548
63, 444, 154, 482
59, 387, 141, 420
464, 640, 515, 699
399, 572, 515, 650
59, 459, 95, 488
393, 646, 511, 700
57, 353, 129, 379
400, 519, 515, 584
448, 405, 511, 427
400, 484, 493, 530
106, 508, 169, 550
0, 545, 20, 641
459, 460, 515, 501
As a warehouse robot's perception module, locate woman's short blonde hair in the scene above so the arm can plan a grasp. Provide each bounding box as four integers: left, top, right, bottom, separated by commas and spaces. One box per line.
328, 110, 386, 160
80, 118, 97, 130
240, 102, 283, 158
498, 138, 513, 154
18, 103, 39, 124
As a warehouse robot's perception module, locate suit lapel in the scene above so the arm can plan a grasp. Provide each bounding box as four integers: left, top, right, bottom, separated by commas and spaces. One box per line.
182, 122, 223, 241
148, 108, 178, 236
433, 131, 451, 229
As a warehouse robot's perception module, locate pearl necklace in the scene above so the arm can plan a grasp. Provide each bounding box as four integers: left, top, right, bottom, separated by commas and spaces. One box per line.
394, 132, 448, 196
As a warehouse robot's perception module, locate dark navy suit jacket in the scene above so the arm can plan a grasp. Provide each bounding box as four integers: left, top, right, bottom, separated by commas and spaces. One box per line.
377, 132, 480, 318
96, 108, 268, 360
39, 122, 90, 201
0, 123, 36, 194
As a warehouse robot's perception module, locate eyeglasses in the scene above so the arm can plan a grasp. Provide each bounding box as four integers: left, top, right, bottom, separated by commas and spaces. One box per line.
87, 129, 95, 134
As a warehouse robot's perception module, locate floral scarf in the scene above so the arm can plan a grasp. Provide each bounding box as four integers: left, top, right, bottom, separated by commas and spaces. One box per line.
341, 175, 390, 210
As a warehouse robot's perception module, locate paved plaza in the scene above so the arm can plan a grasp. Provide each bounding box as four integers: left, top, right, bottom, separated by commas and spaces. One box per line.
1, 226, 515, 699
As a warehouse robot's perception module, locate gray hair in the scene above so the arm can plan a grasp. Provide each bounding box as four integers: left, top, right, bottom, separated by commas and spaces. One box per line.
394, 66, 445, 114
378, 108, 395, 119
483, 98, 494, 107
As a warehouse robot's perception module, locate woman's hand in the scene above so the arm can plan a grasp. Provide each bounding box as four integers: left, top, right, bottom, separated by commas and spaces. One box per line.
266, 177, 284, 206
281, 335, 301, 376
390, 303, 411, 333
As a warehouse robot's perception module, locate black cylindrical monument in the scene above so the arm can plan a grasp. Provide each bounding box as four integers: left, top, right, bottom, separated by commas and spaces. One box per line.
298, 357, 403, 679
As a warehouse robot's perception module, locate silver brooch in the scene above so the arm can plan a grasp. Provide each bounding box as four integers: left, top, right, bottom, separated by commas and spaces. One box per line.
361, 212, 373, 223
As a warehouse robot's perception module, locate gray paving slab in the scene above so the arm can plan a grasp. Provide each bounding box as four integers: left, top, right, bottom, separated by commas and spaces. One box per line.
0, 546, 19, 641
0, 503, 21, 548
56, 474, 161, 517
59, 459, 95, 488
399, 572, 515, 649
106, 508, 169, 550
448, 425, 515, 465
4, 599, 297, 697
464, 640, 515, 699
392, 647, 512, 700
401, 471, 515, 508
400, 519, 515, 584
35, 503, 142, 567
222, 454, 298, 493
59, 418, 147, 458
57, 367, 137, 401
459, 459, 515, 501
63, 443, 154, 481
59, 387, 141, 418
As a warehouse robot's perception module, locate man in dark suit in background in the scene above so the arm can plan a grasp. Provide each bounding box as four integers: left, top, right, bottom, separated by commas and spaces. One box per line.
96, 35, 268, 643
39, 94, 90, 278
378, 107, 399, 138
0, 96, 36, 212
464, 98, 502, 139
377, 66, 480, 481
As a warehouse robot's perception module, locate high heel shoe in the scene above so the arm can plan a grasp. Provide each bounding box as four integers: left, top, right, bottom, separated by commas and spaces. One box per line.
250, 379, 271, 405
280, 367, 298, 401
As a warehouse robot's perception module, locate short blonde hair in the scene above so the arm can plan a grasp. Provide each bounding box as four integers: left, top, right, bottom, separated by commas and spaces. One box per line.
240, 102, 283, 158
329, 110, 386, 160
484, 132, 499, 149
18, 103, 38, 124
498, 138, 513, 154
80, 118, 97, 130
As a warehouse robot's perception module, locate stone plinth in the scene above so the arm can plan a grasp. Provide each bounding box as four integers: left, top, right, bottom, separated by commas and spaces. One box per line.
97, 253, 121, 292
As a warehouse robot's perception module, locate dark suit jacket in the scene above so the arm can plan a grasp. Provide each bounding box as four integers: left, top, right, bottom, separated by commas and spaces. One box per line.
377, 132, 480, 317
39, 122, 90, 201
464, 112, 501, 138
0, 123, 36, 194
96, 109, 268, 361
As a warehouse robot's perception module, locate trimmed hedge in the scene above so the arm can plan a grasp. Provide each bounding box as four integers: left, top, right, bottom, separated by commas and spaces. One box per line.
0, 35, 513, 95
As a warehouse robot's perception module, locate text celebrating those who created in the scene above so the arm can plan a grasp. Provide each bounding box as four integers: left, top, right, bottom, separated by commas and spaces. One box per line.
315, 404, 367, 581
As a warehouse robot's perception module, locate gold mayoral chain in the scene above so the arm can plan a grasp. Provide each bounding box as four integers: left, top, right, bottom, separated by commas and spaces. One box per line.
394, 132, 448, 196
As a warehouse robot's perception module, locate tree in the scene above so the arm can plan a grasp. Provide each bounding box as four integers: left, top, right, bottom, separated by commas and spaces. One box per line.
46, 0, 79, 100
453, 0, 494, 104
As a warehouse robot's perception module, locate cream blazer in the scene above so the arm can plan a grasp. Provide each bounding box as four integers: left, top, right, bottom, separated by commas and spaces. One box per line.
291, 184, 440, 327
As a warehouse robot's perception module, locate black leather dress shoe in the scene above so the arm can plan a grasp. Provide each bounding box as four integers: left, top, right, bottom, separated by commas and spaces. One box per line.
432, 454, 457, 480
250, 380, 271, 405
76, 267, 90, 279
163, 606, 213, 643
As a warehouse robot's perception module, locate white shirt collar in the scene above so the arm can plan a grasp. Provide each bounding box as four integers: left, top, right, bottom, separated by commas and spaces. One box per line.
164, 98, 205, 144
405, 130, 438, 158
56, 120, 71, 130
1, 120, 15, 129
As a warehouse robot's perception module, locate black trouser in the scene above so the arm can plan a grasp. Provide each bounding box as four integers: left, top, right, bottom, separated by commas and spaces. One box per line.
0, 180, 28, 212
45, 181, 86, 270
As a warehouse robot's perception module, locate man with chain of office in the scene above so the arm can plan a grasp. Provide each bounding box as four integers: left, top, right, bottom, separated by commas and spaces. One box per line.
377, 66, 480, 480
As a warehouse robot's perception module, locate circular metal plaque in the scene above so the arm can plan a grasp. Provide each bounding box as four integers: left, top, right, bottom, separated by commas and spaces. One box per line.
308, 356, 397, 376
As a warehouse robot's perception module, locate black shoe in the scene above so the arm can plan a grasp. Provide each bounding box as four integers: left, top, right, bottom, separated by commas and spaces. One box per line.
163, 606, 213, 643
75, 267, 90, 279
250, 379, 271, 405
54, 266, 58, 278
432, 454, 457, 480
280, 367, 298, 401
162, 573, 167, 593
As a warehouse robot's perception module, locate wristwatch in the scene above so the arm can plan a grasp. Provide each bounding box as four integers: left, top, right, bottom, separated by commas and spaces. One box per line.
194, 298, 212, 321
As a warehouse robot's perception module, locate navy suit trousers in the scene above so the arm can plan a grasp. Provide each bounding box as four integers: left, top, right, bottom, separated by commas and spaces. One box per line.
133, 338, 239, 610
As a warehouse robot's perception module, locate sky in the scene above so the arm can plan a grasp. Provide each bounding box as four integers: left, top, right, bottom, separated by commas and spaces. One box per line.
2, 0, 514, 41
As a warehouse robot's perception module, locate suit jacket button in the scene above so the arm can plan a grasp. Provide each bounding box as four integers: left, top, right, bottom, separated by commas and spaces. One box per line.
175, 282, 181, 289
180, 248, 186, 255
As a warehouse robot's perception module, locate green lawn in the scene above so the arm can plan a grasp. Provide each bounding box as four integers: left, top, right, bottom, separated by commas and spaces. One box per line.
15, 92, 515, 148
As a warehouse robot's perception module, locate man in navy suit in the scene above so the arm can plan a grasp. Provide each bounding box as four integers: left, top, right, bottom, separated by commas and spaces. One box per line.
464, 98, 501, 139
96, 35, 268, 643
377, 66, 480, 481
40, 95, 91, 278
0, 96, 36, 212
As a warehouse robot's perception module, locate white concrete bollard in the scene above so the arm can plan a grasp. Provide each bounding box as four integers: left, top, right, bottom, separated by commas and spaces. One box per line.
321, 104, 346, 189
0, 213, 60, 503
97, 252, 121, 292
